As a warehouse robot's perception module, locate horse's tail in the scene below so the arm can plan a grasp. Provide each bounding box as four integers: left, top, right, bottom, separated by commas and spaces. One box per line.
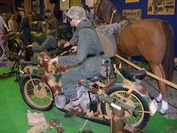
161, 20, 174, 80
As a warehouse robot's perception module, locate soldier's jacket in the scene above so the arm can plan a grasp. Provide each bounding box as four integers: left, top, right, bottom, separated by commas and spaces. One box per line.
58, 20, 104, 74
32, 32, 57, 53
69, 12, 100, 46
19, 15, 30, 31
32, 32, 58, 64
86, 11, 100, 27
46, 14, 59, 38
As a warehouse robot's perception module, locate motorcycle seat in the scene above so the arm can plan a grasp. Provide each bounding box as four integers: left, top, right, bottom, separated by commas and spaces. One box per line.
119, 68, 146, 82
87, 75, 106, 82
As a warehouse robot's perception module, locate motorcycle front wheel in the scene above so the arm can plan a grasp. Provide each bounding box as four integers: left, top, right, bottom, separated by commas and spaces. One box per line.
101, 87, 150, 129
20, 75, 54, 111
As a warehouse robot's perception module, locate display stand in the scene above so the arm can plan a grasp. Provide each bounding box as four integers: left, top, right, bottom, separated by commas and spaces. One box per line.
98, 94, 143, 133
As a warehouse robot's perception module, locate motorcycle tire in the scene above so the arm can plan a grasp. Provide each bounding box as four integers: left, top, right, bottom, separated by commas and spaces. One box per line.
20, 75, 54, 111
101, 87, 150, 129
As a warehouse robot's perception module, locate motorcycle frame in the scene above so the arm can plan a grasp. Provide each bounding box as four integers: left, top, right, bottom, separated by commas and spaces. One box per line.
20, 62, 154, 120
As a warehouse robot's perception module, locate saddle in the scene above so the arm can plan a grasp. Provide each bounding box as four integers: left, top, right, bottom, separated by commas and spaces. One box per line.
116, 19, 137, 44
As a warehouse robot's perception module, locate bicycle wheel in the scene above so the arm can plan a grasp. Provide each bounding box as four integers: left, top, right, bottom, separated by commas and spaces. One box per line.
20, 75, 53, 111
101, 87, 150, 129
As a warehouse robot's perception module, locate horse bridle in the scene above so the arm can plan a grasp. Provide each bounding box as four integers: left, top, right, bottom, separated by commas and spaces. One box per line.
93, 0, 106, 23
93, 0, 122, 24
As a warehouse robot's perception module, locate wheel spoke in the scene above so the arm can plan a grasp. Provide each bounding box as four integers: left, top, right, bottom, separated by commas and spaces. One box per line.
103, 88, 150, 129
23, 77, 53, 110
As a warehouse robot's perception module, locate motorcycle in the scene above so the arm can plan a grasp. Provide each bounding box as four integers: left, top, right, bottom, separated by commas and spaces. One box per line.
19, 52, 158, 129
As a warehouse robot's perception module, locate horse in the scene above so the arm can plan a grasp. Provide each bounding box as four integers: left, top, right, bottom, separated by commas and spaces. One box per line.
93, 0, 174, 115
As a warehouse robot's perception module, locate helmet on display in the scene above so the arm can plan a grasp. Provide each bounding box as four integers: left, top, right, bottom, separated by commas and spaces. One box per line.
66, 6, 87, 20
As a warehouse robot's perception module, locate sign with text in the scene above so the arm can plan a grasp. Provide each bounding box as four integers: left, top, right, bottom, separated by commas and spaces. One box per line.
122, 9, 142, 21
125, 0, 139, 3
70, 0, 81, 7
60, 0, 69, 10
147, 0, 175, 15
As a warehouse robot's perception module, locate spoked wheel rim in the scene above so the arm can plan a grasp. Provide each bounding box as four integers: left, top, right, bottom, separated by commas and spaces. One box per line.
24, 78, 53, 109
105, 90, 145, 127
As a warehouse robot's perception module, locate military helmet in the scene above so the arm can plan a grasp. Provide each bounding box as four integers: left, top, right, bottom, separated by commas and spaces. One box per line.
44, 8, 51, 13
66, 6, 87, 20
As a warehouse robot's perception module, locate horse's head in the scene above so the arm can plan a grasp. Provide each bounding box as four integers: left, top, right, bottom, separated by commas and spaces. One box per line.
93, 0, 106, 23
93, 0, 122, 24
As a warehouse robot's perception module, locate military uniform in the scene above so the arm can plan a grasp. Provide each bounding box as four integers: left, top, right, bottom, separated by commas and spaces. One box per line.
59, 20, 104, 99
32, 32, 57, 64
18, 12, 31, 61
50, 6, 110, 118
69, 8, 100, 46
19, 15, 31, 43
46, 14, 59, 39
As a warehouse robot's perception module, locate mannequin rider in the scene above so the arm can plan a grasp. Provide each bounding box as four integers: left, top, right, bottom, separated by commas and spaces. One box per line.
27, 22, 58, 65
49, 6, 110, 118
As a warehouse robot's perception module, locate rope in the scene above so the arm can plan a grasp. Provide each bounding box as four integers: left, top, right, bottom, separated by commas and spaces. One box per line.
79, 112, 92, 132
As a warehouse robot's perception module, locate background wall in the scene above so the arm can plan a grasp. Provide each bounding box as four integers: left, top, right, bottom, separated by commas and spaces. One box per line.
1, 0, 176, 57
110, 0, 177, 58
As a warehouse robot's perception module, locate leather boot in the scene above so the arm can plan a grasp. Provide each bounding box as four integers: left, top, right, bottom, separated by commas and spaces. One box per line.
64, 98, 85, 118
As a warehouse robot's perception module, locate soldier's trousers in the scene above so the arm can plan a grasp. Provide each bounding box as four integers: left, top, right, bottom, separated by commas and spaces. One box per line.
61, 59, 102, 100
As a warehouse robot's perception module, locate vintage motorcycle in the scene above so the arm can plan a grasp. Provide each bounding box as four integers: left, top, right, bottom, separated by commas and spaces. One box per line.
19, 52, 158, 129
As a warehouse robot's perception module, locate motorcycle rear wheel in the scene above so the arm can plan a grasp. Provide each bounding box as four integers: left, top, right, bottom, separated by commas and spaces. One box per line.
101, 87, 150, 129
20, 75, 54, 111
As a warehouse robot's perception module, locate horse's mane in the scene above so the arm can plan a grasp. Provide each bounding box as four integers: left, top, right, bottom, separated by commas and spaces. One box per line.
100, 0, 122, 23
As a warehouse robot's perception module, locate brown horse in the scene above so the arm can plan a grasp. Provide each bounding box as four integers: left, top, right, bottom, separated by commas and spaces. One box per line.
93, 0, 174, 115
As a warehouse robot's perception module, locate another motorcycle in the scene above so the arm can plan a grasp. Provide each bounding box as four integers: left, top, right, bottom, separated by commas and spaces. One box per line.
19, 52, 158, 129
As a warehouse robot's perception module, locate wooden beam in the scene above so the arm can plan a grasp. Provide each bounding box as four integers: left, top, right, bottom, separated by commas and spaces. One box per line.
24, 0, 32, 14
115, 54, 177, 90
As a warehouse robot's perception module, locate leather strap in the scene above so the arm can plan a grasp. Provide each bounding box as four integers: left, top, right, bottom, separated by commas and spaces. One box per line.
87, 51, 104, 58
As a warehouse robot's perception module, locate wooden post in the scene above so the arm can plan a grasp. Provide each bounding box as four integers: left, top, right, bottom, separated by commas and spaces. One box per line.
44, 0, 55, 14
111, 108, 124, 133
115, 54, 177, 89
24, 0, 32, 14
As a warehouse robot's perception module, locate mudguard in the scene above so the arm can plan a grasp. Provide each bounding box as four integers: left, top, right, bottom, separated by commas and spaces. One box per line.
18, 65, 45, 85
23, 65, 46, 76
